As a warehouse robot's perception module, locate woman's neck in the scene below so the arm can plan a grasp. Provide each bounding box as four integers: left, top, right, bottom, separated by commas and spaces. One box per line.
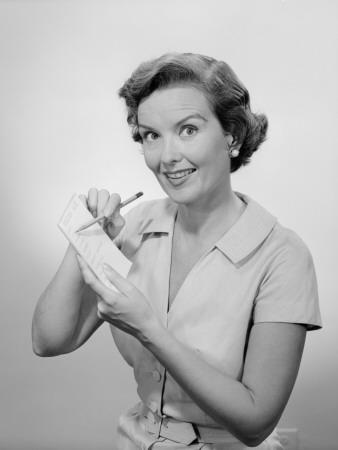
175, 190, 246, 239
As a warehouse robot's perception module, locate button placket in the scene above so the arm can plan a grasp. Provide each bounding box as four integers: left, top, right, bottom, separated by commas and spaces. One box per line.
144, 403, 163, 438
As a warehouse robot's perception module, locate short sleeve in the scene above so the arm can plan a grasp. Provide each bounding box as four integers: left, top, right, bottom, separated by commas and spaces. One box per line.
253, 230, 322, 331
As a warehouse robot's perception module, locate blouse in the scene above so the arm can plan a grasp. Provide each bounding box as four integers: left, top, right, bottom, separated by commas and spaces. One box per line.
112, 193, 322, 426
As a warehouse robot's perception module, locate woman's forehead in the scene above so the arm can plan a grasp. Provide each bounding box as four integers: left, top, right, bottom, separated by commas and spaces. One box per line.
137, 86, 213, 125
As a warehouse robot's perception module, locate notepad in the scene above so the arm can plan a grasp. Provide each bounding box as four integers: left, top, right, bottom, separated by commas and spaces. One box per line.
58, 193, 131, 290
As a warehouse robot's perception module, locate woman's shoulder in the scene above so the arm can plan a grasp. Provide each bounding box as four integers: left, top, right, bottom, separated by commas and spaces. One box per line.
236, 193, 313, 264
240, 193, 311, 254
266, 218, 313, 265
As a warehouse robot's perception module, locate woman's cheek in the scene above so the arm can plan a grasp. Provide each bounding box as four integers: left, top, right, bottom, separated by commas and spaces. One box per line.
143, 150, 159, 173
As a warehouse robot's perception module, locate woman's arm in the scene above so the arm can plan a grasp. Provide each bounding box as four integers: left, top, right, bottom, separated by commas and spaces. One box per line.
32, 244, 103, 356
144, 321, 306, 446
32, 189, 125, 357
77, 260, 306, 446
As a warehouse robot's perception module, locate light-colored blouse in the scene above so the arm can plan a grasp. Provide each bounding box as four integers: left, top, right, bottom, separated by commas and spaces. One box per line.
112, 193, 322, 427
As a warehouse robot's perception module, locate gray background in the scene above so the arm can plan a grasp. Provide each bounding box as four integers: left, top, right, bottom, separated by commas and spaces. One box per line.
1, 1, 337, 449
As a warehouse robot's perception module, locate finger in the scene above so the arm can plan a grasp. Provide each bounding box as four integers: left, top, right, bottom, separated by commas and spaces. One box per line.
102, 263, 131, 294
97, 189, 110, 217
103, 193, 121, 218
103, 214, 125, 240
111, 212, 125, 228
79, 194, 88, 207
88, 187, 98, 218
77, 255, 112, 298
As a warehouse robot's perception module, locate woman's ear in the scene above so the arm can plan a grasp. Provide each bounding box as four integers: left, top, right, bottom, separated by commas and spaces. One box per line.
226, 134, 242, 158
225, 133, 242, 153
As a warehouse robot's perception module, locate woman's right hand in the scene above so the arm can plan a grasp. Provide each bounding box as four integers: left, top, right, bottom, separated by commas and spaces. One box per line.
79, 188, 125, 240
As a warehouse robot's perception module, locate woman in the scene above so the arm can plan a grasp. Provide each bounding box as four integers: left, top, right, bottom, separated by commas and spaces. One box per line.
32, 53, 322, 449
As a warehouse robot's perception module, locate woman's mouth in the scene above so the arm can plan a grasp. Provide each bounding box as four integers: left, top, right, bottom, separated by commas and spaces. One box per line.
165, 169, 196, 180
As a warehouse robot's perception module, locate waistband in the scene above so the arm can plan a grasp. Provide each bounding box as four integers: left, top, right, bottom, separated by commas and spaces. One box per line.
140, 403, 244, 447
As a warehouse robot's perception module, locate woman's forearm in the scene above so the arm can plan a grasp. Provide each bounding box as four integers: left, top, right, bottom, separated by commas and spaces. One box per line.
32, 245, 102, 356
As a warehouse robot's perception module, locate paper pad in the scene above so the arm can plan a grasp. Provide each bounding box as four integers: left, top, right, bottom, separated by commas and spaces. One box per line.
58, 193, 131, 289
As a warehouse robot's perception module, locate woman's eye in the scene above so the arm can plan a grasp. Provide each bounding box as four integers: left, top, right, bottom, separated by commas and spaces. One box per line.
181, 126, 197, 137
144, 131, 159, 142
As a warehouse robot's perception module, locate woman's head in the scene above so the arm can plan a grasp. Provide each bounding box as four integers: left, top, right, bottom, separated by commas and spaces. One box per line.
119, 52, 268, 173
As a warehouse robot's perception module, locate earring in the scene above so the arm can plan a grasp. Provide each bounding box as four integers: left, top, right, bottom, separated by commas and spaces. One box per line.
229, 148, 240, 158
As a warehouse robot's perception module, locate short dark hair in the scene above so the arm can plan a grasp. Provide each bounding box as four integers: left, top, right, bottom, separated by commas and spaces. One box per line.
118, 52, 268, 173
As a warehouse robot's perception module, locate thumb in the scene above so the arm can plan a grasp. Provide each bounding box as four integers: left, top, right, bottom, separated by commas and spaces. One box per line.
111, 210, 125, 228
102, 263, 130, 294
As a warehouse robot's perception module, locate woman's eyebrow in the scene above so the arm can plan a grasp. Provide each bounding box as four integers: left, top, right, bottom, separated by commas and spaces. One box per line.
138, 124, 152, 130
138, 113, 208, 131
176, 113, 208, 127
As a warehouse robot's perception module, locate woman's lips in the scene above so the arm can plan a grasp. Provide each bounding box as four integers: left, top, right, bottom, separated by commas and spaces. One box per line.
165, 169, 196, 179
164, 168, 196, 185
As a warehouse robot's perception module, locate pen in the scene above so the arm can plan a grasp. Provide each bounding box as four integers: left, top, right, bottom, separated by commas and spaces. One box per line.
75, 191, 143, 232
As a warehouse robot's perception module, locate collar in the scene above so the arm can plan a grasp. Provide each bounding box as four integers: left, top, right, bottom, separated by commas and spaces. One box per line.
138, 194, 277, 264
215, 193, 277, 263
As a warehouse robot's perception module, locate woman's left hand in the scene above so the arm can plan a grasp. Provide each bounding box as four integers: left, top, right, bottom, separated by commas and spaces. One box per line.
77, 255, 159, 340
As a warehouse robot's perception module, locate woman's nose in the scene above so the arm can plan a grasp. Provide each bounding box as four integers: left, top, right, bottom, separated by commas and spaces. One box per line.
160, 138, 182, 165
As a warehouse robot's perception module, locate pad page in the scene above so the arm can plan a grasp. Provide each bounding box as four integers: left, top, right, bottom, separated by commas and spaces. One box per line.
58, 193, 131, 290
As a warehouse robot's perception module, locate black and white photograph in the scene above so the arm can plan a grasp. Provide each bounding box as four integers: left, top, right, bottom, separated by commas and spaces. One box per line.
0, 1, 337, 449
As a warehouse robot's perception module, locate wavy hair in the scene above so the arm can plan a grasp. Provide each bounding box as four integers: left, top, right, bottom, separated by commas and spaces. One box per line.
118, 52, 268, 173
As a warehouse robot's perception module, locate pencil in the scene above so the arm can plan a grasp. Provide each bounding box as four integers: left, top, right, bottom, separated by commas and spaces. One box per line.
75, 191, 143, 232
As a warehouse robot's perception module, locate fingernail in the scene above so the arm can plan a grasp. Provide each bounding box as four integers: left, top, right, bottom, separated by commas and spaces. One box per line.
102, 263, 111, 271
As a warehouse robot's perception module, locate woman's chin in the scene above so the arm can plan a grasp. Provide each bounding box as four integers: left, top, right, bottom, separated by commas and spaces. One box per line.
156, 175, 199, 205
163, 188, 198, 205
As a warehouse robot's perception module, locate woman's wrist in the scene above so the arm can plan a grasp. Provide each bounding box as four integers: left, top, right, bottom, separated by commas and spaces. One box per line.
137, 316, 168, 349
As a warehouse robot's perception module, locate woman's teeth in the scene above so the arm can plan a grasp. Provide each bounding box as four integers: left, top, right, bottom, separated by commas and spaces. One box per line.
166, 169, 195, 179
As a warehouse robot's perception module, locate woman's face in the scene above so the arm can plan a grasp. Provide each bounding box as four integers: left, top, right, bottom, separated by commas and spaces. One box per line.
137, 86, 233, 207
